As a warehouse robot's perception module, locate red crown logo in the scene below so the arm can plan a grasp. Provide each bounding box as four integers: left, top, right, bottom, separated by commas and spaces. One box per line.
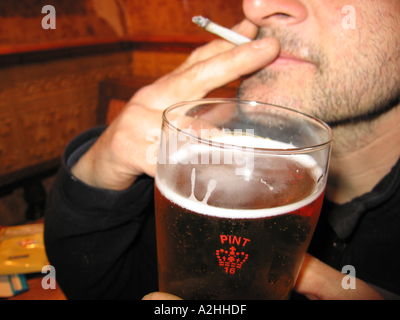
216, 246, 249, 274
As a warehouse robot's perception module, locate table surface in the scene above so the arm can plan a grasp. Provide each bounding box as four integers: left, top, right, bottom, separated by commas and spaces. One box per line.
1, 223, 67, 300
8, 275, 67, 300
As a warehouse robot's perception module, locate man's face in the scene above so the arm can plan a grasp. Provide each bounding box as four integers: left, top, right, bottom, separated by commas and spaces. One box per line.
238, 0, 400, 128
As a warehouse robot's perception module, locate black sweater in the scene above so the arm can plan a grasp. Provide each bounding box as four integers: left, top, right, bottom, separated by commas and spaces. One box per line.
44, 126, 400, 299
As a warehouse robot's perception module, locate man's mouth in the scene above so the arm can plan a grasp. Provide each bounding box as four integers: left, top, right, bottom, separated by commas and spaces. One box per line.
269, 51, 314, 68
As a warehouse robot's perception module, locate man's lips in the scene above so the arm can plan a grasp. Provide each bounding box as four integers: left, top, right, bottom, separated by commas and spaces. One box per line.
269, 51, 314, 67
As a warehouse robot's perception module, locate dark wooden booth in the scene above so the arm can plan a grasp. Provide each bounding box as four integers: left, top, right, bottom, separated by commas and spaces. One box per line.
0, 0, 245, 300
0, 0, 243, 224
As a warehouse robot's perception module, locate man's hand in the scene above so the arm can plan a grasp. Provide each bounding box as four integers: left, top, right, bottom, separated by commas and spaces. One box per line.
294, 254, 384, 300
142, 254, 385, 300
71, 19, 280, 191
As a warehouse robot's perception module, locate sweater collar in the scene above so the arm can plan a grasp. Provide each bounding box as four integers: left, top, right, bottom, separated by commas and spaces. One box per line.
326, 157, 400, 239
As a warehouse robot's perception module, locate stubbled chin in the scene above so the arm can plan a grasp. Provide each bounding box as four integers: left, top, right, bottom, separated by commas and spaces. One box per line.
238, 81, 297, 110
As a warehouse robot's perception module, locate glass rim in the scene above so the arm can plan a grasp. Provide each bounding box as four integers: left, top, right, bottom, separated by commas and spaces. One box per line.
162, 98, 334, 155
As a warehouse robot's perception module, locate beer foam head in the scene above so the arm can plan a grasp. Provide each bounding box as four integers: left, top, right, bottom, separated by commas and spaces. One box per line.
155, 175, 324, 219
157, 135, 325, 219
211, 134, 290, 149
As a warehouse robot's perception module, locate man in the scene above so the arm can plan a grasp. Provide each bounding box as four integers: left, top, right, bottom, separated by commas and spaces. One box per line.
44, 0, 400, 300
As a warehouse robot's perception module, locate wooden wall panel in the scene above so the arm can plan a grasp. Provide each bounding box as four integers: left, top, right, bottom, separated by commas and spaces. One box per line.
0, 0, 126, 52
125, 0, 244, 39
132, 50, 189, 78
127, 0, 245, 80
0, 0, 246, 187
0, 51, 132, 185
0, 0, 245, 54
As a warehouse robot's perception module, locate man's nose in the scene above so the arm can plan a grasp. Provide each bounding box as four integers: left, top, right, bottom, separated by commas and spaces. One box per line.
242, 0, 308, 27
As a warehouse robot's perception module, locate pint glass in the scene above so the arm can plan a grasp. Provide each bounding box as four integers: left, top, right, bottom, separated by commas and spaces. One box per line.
154, 99, 333, 300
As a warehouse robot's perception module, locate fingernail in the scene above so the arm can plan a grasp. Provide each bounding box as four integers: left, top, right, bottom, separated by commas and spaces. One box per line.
252, 37, 271, 49
232, 20, 246, 33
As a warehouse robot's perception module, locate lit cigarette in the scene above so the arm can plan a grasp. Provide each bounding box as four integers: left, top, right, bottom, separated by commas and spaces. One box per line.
192, 16, 251, 46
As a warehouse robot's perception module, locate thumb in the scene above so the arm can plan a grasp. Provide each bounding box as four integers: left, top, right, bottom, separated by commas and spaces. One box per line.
294, 254, 384, 300
142, 292, 183, 300
131, 37, 280, 110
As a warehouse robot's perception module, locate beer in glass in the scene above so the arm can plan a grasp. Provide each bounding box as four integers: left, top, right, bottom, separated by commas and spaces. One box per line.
154, 99, 333, 300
